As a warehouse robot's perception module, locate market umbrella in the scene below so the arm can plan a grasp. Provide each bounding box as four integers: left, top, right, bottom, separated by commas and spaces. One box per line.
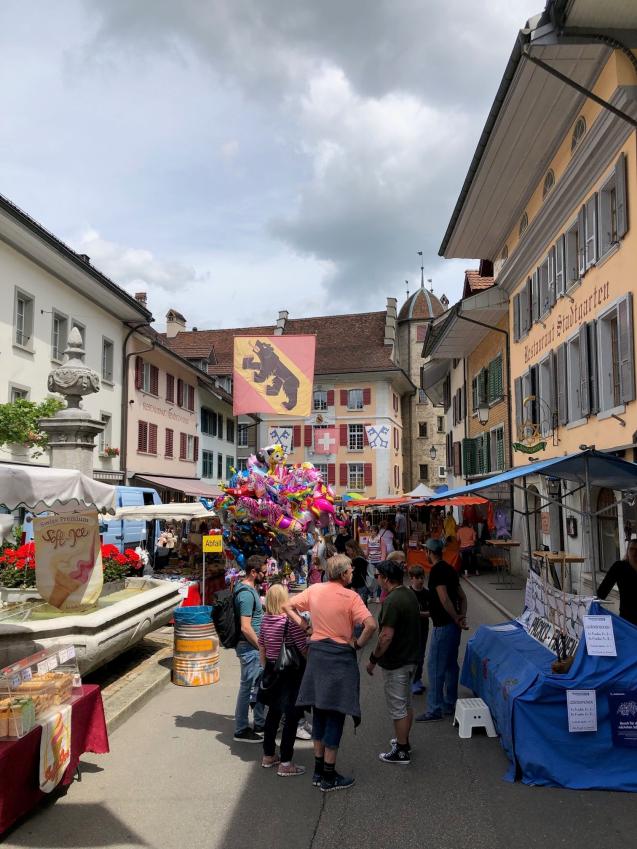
0, 464, 117, 514
106, 503, 216, 522
342, 492, 365, 502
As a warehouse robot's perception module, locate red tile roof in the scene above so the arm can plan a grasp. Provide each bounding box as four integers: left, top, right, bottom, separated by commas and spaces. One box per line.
161, 312, 398, 376
463, 270, 494, 298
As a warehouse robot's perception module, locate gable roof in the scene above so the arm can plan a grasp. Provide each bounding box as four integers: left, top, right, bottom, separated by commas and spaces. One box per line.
463, 270, 495, 298
161, 311, 403, 378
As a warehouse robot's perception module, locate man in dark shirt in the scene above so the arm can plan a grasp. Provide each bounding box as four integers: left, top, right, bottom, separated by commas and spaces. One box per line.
407, 565, 430, 695
334, 526, 352, 554
597, 538, 637, 626
366, 560, 421, 764
416, 538, 468, 722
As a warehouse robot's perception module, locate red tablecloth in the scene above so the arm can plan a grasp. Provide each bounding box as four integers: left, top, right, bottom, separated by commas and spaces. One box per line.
0, 684, 109, 836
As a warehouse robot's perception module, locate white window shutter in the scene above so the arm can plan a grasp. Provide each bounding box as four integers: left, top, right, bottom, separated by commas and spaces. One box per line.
578, 322, 590, 416
585, 193, 598, 267
548, 246, 556, 307
587, 320, 599, 414
531, 270, 539, 324
557, 343, 568, 426
578, 205, 586, 277
555, 235, 565, 296
513, 294, 520, 341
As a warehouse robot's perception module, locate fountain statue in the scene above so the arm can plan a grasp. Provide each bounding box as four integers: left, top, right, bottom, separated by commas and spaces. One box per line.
39, 327, 105, 478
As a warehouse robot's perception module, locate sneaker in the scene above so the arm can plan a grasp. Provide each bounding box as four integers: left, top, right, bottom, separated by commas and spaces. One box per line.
389, 738, 411, 749
415, 712, 443, 723
233, 728, 263, 743
277, 762, 306, 777
379, 747, 411, 764
253, 724, 265, 733
296, 724, 312, 740
312, 772, 323, 787
320, 772, 355, 792
411, 682, 426, 695
261, 755, 280, 768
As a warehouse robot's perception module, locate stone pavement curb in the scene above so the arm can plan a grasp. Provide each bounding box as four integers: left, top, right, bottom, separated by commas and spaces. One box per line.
101, 644, 173, 733
462, 575, 516, 621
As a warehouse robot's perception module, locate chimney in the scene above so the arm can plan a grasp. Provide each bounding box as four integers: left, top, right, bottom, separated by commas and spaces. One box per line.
166, 309, 187, 338
385, 297, 397, 347
79, 254, 90, 264
440, 294, 450, 309
134, 292, 147, 307
274, 309, 289, 336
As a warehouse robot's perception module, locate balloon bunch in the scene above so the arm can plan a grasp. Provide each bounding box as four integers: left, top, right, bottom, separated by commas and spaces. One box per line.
215, 444, 342, 535
221, 521, 275, 569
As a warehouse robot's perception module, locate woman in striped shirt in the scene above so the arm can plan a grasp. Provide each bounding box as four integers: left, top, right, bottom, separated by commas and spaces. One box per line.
258, 584, 308, 776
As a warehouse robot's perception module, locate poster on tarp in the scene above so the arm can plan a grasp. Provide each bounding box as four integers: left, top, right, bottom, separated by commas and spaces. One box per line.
566, 689, 597, 733
34, 512, 103, 609
609, 691, 637, 747
518, 570, 595, 654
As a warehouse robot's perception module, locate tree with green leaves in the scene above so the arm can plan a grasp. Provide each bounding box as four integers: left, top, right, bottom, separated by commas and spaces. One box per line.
0, 397, 65, 457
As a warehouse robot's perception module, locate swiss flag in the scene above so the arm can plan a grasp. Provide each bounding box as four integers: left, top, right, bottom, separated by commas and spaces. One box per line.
314, 427, 338, 455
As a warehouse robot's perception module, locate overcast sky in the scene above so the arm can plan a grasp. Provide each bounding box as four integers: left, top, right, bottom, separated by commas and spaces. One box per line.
0, 0, 540, 330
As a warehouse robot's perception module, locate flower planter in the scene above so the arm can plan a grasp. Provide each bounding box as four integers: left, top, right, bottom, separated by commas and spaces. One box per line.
0, 585, 39, 605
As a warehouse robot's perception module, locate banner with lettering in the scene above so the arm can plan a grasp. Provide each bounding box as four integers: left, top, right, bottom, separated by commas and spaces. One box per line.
34, 512, 103, 609
517, 570, 594, 654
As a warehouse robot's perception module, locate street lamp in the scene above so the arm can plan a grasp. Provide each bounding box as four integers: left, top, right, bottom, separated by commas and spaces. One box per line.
477, 399, 490, 426
429, 445, 437, 460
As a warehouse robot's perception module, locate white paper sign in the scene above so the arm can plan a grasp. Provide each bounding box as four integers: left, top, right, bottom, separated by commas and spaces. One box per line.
583, 615, 617, 657
21, 668, 32, 682
46, 655, 58, 671
36, 660, 48, 675
489, 624, 518, 632
567, 689, 597, 733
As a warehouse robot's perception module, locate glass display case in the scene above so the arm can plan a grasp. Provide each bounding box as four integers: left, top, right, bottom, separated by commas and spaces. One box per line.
0, 644, 82, 740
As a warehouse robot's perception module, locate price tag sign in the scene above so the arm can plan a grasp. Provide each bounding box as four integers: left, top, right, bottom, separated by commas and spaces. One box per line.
202, 535, 223, 553
46, 656, 58, 672
36, 661, 48, 675
583, 615, 617, 657
10, 674, 21, 689
21, 668, 33, 682
567, 689, 597, 733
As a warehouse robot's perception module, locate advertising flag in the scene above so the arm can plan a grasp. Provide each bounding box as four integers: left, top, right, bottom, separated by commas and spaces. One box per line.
314, 427, 338, 455
233, 335, 316, 417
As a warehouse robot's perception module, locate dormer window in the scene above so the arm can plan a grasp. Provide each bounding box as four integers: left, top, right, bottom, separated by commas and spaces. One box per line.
542, 169, 555, 199
571, 116, 586, 153
519, 212, 529, 238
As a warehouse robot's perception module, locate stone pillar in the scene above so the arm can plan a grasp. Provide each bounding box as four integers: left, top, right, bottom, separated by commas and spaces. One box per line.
39, 327, 105, 479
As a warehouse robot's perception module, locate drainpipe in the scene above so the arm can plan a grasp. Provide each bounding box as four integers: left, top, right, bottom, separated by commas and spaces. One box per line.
120, 323, 153, 483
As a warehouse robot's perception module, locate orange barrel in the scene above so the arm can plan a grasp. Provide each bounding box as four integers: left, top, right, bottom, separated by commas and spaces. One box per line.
172, 621, 219, 686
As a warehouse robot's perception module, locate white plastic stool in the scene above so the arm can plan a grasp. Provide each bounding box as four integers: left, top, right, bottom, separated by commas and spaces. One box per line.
453, 698, 497, 739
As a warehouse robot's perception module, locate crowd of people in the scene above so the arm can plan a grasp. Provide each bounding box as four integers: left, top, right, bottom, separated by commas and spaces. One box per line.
228, 525, 469, 791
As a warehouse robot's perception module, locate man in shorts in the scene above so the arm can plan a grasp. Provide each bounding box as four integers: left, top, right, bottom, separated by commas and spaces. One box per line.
366, 559, 421, 764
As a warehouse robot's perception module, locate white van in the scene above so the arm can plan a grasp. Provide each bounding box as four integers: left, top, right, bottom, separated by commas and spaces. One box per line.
99, 486, 161, 552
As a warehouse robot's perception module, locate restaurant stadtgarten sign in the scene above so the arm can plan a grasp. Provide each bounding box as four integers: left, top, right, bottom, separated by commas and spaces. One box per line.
523, 280, 611, 365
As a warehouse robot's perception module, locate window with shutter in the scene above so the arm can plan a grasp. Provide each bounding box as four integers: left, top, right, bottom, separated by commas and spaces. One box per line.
149, 365, 158, 396
587, 321, 599, 414
304, 426, 313, 447
339, 464, 348, 487
462, 438, 476, 477
148, 423, 158, 454
453, 441, 462, 476
166, 374, 175, 403
539, 260, 549, 317
327, 389, 335, 406
514, 376, 523, 435
471, 377, 478, 412
567, 336, 582, 421
616, 153, 628, 240
513, 293, 521, 341
180, 432, 187, 460
194, 437, 199, 461
531, 270, 540, 324
135, 357, 143, 390
548, 247, 556, 308
328, 464, 336, 485
363, 463, 373, 487
137, 421, 148, 453
165, 428, 174, 457
618, 292, 635, 404
556, 343, 568, 425
579, 322, 590, 417
363, 387, 372, 407
339, 424, 348, 447
340, 389, 348, 407
293, 425, 301, 449
577, 205, 586, 277
177, 379, 184, 408
555, 236, 565, 297
585, 193, 598, 268
348, 424, 364, 450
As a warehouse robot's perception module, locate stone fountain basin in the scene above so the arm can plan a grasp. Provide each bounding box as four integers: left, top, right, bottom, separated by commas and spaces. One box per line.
0, 577, 181, 674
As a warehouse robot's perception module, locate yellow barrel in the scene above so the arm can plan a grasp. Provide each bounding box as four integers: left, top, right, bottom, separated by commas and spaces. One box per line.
172, 622, 220, 686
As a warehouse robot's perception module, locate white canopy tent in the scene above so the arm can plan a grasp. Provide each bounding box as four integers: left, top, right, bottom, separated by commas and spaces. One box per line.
407, 483, 438, 498
106, 503, 216, 522
0, 464, 117, 515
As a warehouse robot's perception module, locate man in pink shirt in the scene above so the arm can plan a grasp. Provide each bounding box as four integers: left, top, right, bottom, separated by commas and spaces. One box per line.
284, 555, 376, 792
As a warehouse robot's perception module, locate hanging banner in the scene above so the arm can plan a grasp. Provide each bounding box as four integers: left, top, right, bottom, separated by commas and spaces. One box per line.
314, 427, 337, 455
364, 424, 390, 449
233, 335, 316, 417
34, 512, 103, 609
268, 426, 294, 454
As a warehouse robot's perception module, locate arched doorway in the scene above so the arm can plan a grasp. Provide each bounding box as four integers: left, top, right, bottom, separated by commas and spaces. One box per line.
597, 488, 619, 572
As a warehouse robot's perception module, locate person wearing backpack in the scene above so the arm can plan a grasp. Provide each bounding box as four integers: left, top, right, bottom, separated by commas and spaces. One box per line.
233, 555, 268, 743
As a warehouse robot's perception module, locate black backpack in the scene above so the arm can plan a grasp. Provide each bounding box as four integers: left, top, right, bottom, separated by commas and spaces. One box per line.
213, 585, 256, 649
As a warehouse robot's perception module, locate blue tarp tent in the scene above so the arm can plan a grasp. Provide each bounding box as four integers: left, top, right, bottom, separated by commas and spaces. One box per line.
462, 602, 637, 790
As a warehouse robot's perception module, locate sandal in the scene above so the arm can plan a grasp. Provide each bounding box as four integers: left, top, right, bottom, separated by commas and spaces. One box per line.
277, 762, 306, 777
261, 755, 280, 769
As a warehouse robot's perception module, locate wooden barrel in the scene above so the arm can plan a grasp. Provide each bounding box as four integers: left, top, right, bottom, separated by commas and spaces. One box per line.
172, 621, 220, 686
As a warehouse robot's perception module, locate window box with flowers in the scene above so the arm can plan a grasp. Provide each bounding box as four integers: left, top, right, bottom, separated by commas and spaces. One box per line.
103, 446, 120, 458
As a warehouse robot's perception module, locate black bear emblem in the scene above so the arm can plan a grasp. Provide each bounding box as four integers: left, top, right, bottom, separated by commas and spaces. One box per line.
242, 340, 300, 411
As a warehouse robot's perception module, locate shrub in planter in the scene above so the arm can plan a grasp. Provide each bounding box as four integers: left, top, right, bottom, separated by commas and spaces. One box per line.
0, 542, 36, 588
100, 544, 143, 583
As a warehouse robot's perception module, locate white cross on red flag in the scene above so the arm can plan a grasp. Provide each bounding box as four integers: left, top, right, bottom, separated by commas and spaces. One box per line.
314, 427, 337, 455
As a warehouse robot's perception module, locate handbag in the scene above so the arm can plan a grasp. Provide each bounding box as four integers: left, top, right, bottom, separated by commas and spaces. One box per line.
273, 619, 305, 673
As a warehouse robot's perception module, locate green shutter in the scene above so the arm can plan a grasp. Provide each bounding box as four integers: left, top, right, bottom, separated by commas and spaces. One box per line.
462, 438, 476, 476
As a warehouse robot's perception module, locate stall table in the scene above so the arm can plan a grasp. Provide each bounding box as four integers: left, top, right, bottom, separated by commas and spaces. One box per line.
484, 539, 520, 588
0, 685, 109, 836
532, 551, 586, 592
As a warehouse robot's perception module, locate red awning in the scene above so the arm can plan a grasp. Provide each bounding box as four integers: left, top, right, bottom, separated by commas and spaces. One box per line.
425, 495, 489, 506
133, 475, 223, 498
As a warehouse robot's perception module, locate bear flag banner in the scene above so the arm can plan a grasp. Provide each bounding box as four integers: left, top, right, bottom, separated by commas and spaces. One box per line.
233, 335, 316, 417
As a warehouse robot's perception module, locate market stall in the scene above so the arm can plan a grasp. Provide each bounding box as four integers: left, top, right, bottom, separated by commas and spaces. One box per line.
443, 449, 637, 790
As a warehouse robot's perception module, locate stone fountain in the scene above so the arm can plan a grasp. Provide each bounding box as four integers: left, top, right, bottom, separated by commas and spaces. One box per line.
0, 327, 180, 673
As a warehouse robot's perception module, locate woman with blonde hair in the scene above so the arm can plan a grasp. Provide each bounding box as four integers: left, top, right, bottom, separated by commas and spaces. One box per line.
257, 583, 308, 776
